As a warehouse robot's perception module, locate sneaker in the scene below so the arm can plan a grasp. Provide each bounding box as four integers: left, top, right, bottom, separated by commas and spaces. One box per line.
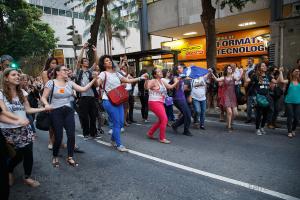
256, 129, 262, 136
200, 125, 205, 130
117, 145, 128, 152
144, 119, 149, 123
260, 128, 266, 135
121, 128, 125, 133
108, 129, 113, 134
48, 144, 53, 150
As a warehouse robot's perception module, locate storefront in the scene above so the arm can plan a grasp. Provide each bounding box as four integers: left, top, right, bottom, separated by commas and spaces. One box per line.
161, 26, 270, 71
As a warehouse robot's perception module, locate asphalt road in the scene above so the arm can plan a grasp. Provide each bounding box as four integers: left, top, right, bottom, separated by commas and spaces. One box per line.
9, 110, 300, 200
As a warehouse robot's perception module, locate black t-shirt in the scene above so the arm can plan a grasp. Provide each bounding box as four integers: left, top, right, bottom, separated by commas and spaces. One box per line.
251, 75, 272, 95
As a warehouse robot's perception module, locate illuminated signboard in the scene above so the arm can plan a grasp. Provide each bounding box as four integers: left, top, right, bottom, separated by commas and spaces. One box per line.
161, 27, 269, 60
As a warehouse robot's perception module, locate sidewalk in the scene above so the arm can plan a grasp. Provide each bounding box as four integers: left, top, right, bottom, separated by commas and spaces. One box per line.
133, 99, 287, 125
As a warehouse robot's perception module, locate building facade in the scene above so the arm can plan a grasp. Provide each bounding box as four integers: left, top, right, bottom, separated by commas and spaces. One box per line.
145, 0, 300, 70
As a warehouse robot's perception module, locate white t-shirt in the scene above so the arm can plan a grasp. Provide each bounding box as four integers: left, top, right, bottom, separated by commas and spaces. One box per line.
234, 69, 242, 85
191, 77, 207, 101
99, 71, 123, 100
0, 91, 28, 128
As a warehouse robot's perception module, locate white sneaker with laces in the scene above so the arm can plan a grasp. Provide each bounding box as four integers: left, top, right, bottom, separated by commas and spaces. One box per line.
256, 129, 262, 136
117, 145, 128, 152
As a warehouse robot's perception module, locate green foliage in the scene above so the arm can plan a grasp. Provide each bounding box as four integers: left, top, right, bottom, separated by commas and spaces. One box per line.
216, 0, 256, 12
0, 0, 57, 61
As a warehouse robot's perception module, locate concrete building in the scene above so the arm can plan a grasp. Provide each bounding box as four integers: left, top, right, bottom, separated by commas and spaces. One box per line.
144, 0, 300, 70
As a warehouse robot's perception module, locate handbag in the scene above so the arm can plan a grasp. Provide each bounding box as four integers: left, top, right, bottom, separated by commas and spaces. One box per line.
256, 93, 269, 108
103, 72, 129, 106
36, 81, 54, 131
165, 96, 173, 106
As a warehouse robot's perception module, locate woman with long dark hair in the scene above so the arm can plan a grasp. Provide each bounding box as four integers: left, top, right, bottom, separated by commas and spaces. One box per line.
97, 55, 147, 152
210, 65, 243, 132
41, 65, 96, 167
138, 68, 149, 123
145, 68, 178, 143
171, 65, 192, 136
245, 63, 279, 135
279, 67, 300, 138
41, 57, 58, 150
0, 68, 51, 187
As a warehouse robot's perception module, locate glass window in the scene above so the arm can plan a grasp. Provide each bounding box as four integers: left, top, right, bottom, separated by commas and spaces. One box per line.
66, 11, 72, 17
52, 8, 58, 15
73, 12, 79, 18
59, 9, 66, 16
79, 13, 84, 19
44, 7, 51, 14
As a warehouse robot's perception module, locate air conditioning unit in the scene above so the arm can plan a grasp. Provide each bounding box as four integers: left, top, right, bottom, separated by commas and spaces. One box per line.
292, 2, 300, 17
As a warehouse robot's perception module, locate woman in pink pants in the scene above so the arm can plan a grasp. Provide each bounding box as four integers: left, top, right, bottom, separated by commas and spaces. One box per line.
145, 68, 179, 144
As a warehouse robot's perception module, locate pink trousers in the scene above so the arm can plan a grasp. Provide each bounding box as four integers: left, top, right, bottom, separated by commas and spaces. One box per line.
148, 101, 168, 140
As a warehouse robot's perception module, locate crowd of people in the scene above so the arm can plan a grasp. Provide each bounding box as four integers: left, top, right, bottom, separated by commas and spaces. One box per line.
0, 45, 299, 198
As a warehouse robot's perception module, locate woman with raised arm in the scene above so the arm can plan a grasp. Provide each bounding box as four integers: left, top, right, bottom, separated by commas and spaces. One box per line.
244, 63, 279, 135
41, 57, 58, 150
145, 68, 178, 144
97, 55, 148, 152
41, 65, 97, 167
278, 67, 300, 138
210, 65, 243, 132
0, 68, 51, 188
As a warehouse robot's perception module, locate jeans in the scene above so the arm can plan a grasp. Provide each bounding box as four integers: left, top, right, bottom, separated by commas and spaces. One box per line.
103, 100, 124, 147
128, 95, 135, 121
286, 103, 300, 133
8, 143, 33, 178
139, 95, 149, 120
246, 95, 256, 120
50, 106, 75, 157
148, 101, 168, 140
78, 96, 97, 137
192, 99, 206, 126
164, 104, 175, 121
173, 99, 191, 133
255, 105, 269, 129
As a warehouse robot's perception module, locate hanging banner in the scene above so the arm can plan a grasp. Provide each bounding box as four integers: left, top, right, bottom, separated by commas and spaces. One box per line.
161, 27, 270, 60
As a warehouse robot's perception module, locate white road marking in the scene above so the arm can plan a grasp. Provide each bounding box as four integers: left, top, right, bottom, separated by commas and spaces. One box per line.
77, 135, 299, 200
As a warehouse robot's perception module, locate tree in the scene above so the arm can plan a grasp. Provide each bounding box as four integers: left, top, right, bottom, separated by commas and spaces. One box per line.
201, 0, 256, 69
0, 0, 57, 62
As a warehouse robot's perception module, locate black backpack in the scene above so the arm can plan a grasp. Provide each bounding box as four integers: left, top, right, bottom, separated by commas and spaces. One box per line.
75, 70, 98, 98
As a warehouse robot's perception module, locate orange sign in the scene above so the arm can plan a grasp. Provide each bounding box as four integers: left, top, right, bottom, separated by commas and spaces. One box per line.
161, 27, 270, 60
53, 49, 65, 65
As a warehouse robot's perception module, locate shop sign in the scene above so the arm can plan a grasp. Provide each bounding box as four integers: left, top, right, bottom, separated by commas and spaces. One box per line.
161, 27, 270, 60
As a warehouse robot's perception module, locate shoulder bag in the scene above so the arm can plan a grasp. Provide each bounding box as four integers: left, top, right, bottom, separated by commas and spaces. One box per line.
36, 81, 54, 131
103, 72, 128, 106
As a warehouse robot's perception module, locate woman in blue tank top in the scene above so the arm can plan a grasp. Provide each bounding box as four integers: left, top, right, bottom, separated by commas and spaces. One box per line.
279, 67, 300, 138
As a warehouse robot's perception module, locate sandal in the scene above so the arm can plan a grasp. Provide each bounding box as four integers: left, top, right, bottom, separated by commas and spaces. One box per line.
67, 157, 78, 167
159, 139, 171, 144
147, 134, 156, 140
52, 157, 59, 168
23, 178, 40, 188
